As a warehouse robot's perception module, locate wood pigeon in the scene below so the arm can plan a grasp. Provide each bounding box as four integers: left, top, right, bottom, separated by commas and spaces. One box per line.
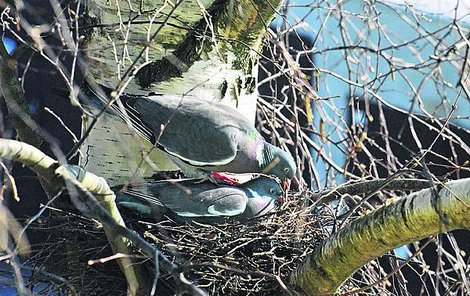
84, 88, 296, 188
116, 176, 283, 221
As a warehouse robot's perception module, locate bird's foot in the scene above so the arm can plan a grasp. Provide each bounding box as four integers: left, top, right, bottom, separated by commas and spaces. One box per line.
209, 172, 240, 186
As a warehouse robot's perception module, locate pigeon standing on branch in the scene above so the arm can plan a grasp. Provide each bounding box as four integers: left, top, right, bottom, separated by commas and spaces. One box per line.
86, 88, 296, 189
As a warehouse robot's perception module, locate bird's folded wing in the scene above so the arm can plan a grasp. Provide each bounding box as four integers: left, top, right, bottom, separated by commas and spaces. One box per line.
115, 188, 164, 217
134, 97, 245, 166
119, 183, 249, 217
160, 187, 248, 217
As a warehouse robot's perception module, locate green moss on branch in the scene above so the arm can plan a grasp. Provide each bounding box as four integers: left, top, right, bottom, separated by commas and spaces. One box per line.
290, 178, 470, 295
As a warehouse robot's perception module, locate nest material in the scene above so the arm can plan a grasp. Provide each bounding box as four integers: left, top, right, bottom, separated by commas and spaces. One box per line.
16, 190, 328, 295
7, 184, 466, 295
13, 213, 127, 296
133, 190, 328, 295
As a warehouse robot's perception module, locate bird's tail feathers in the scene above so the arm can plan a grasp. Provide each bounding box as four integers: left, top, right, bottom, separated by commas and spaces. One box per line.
122, 188, 165, 208
86, 85, 154, 143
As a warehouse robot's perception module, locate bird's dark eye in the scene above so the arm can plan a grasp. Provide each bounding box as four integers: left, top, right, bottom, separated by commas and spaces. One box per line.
269, 188, 275, 194
284, 168, 289, 173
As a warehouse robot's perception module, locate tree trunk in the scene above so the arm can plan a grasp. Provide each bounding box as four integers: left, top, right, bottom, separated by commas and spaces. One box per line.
81, 0, 283, 185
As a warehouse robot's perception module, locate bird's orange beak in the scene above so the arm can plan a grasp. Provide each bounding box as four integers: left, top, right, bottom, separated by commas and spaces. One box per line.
282, 179, 290, 204
282, 179, 291, 191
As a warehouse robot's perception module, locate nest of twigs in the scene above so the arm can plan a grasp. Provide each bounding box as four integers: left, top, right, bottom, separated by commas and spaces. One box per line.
19, 189, 330, 295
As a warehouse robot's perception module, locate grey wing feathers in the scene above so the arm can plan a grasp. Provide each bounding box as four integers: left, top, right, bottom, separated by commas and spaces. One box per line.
134, 96, 252, 166
154, 183, 248, 217
121, 180, 249, 217
91, 90, 256, 166
122, 188, 165, 208
87, 88, 154, 142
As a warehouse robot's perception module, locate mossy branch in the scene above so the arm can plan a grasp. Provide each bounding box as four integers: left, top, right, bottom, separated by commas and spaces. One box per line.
290, 178, 470, 295
136, 0, 284, 86
0, 139, 206, 296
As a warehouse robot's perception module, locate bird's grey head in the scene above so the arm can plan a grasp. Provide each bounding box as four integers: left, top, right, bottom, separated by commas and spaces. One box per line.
258, 144, 296, 185
242, 176, 283, 217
